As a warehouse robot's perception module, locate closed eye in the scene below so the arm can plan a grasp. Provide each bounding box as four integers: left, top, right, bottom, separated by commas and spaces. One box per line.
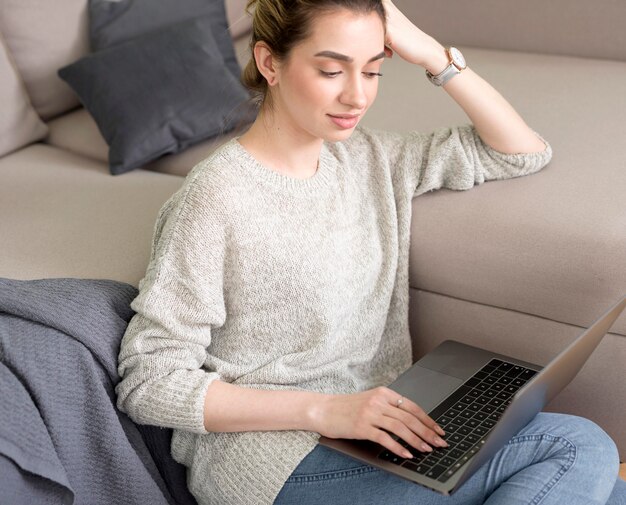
320, 70, 342, 78
319, 70, 383, 79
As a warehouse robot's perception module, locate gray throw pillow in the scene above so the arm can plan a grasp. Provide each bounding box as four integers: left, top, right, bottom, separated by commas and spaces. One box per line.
89, 0, 241, 81
58, 15, 253, 175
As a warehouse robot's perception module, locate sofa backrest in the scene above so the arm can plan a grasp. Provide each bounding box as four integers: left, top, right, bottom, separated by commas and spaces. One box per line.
0, 0, 89, 121
0, 0, 253, 123
395, 0, 626, 62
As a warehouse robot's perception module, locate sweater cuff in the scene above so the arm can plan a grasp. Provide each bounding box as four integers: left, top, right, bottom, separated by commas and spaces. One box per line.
481, 129, 553, 176
118, 370, 220, 434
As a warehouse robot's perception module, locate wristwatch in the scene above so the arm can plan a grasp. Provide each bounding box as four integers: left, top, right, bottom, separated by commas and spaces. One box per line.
425, 47, 467, 86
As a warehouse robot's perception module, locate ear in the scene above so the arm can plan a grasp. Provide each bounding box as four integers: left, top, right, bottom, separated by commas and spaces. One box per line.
253, 41, 280, 87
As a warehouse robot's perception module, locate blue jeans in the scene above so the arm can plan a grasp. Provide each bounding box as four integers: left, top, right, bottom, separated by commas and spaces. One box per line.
274, 413, 626, 505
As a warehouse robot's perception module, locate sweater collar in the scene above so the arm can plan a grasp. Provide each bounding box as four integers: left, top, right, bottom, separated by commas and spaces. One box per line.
226, 138, 337, 196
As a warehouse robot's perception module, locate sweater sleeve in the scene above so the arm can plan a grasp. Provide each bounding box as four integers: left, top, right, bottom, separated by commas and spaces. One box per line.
115, 173, 226, 434
356, 124, 552, 197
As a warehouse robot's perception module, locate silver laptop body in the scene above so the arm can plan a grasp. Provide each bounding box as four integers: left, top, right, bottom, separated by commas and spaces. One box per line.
319, 295, 626, 495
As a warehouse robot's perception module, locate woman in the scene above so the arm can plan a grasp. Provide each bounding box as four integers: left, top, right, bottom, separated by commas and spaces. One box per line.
116, 0, 626, 504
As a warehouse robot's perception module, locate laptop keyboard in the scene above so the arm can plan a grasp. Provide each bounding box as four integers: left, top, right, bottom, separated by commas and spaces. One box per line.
377, 359, 538, 483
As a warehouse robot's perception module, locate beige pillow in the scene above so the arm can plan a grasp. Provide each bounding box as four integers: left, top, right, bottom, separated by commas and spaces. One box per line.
0, 0, 89, 121
0, 31, 48, 157
225, 0, 252, 39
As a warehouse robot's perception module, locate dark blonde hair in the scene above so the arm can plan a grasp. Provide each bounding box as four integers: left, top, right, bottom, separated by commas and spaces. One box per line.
242, 0, 386, 108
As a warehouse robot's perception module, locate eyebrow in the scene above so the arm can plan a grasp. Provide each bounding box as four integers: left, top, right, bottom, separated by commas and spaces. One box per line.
314, 50, 386, 63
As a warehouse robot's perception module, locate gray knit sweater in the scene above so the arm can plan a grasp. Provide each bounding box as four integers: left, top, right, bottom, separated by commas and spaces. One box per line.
116, 124, 552, 505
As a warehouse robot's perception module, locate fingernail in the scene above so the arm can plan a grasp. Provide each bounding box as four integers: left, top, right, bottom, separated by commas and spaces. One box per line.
436, 437, 448, 447
436, 425, 445, 436
403, 450, 413, 458
421, 443, 433, 452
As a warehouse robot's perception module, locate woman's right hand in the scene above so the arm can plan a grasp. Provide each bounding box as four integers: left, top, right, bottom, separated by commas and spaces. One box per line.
310, 387, 448, 459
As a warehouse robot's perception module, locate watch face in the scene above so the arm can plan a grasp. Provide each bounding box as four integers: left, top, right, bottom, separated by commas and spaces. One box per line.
449, 47, 466, 70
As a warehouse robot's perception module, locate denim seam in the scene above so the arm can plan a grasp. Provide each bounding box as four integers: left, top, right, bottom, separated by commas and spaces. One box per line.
286, 464, 380, 484
505, 433, 577, 505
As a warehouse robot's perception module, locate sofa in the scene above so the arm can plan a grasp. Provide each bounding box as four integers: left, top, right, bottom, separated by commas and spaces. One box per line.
0, 0, 624, 500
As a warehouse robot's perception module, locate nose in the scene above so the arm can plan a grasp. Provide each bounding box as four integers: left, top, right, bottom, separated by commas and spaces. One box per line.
339, 73, 368, 110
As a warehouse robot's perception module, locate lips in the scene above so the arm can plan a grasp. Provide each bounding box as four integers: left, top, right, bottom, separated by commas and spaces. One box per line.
328, 113, 361, 129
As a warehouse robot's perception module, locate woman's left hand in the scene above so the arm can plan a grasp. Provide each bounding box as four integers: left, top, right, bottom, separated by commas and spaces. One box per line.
382, 0, 448, 74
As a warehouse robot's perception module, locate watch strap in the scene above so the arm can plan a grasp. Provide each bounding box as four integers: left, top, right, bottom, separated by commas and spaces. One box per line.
425, 64, 461, 87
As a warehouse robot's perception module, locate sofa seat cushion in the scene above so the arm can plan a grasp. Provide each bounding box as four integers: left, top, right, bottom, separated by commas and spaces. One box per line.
361, 46, 626, 334
0, 144, 182, 286
44, 106, 249, 178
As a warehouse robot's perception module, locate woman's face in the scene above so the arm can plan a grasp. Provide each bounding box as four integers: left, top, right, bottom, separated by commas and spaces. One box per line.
270, 8, 386, 143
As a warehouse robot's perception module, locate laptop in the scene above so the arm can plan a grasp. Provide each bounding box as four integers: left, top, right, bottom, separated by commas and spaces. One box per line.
319, 295, 626, 495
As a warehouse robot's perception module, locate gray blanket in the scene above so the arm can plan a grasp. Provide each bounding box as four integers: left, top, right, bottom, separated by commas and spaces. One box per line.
0, 277, 198, 505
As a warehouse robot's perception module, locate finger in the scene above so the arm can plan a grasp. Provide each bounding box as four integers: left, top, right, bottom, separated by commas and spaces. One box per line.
378, 416, 433, 454
381, 390, 445, 443
400, 399, 446, 436
389, 408, 448, 449
389, 399, 447, 447
372, 427, 419, 460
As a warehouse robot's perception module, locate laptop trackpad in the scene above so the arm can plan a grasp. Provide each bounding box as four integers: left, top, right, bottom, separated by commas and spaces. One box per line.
387, 365, 464, 414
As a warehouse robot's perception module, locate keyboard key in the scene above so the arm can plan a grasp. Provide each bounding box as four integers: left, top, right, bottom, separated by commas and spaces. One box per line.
520, 369, 538, 380
403, 461, 430, 474
445, 423, 461, 434
426, 465, 448, 479
464, 418, 479, 429
505, 366, 523, 378
459, 409, 474, 419
467, 403, 482, 412
458, 426, 472, 436
378, 450, 406, 465
449, 433, 464, 444
473, 426, 489, 436
441, 456, 456, 467
460, 394, 478, 404
439, 467, 458, 482
437, 416, 453, 426
449, 448, 465, 459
